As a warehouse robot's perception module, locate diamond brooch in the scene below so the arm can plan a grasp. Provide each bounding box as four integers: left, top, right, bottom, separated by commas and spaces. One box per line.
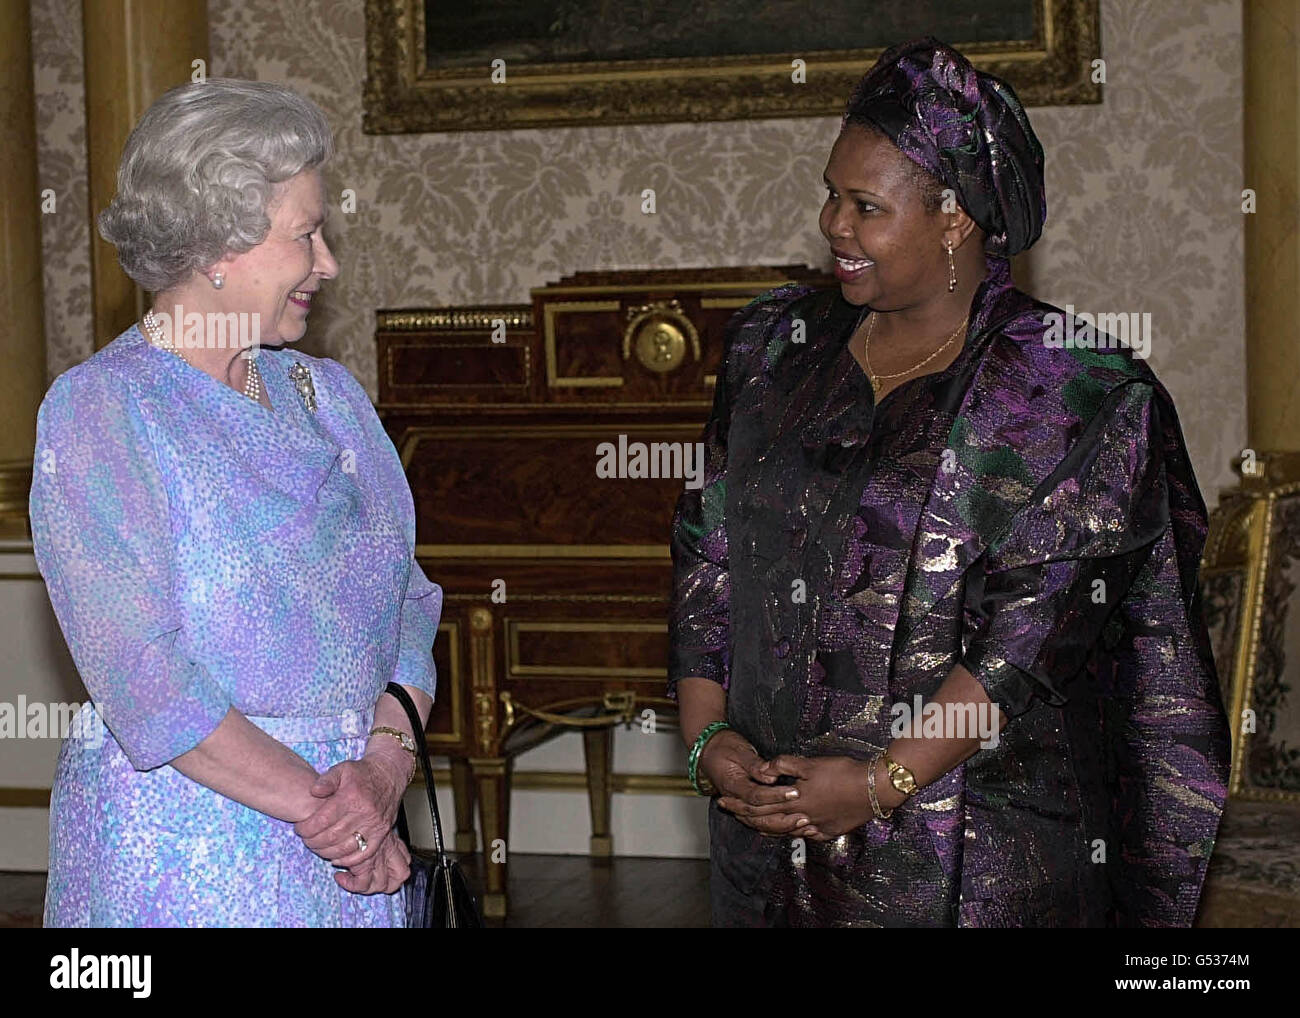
288, 361, 317, 413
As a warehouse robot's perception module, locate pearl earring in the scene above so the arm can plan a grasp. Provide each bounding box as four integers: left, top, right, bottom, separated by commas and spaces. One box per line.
212, 272, 224, 290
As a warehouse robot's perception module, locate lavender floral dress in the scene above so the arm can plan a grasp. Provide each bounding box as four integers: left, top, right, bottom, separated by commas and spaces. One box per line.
30, 325, 441, 927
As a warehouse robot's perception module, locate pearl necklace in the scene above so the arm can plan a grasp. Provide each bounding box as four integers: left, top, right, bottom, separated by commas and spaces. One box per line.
142, 308, 262, 404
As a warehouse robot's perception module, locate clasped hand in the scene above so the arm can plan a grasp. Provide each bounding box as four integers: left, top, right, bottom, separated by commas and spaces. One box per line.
294, 753, 411, 894
703, 731, 878, 841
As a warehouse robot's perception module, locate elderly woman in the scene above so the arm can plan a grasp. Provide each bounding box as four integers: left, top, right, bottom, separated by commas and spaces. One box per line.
670, 38, 1232, 927
30, 78, 439, 926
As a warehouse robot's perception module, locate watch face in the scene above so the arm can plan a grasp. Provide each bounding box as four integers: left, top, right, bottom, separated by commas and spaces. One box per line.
888, 763, 915, 793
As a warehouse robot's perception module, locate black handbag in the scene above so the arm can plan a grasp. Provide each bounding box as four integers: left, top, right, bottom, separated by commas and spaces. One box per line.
384, 681, 483, 928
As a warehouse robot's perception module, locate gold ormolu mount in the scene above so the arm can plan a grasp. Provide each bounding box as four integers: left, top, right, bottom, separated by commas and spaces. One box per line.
622, 298, 701, 375
1202, 450, 1300, 803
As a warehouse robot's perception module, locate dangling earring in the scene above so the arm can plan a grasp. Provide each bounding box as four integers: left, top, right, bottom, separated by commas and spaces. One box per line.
946, 241, 957, 293
211, 272, 224, 290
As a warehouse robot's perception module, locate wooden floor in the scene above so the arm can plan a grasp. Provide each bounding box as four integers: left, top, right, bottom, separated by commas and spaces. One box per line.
468, 854, 711, 928
0, 855, 712, 928
5, 843, 1296, 927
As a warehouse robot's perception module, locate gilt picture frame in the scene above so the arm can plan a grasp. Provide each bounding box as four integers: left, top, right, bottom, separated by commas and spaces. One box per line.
364, 0, 1101, 134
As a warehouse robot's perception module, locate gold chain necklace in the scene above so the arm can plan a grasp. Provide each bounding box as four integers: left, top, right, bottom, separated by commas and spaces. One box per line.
862, 311, 969, 394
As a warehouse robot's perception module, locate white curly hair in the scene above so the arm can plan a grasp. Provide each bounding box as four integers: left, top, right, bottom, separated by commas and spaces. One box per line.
97, 77, 334, 293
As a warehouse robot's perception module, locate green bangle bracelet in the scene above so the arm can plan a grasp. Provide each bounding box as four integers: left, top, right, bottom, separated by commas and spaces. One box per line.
688, 720, 730, 796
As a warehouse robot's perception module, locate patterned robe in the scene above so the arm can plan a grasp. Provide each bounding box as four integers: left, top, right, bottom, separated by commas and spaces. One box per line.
669, 256, 1231, 927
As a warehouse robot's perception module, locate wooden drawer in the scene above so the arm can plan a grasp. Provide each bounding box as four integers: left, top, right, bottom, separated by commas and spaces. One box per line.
396, 418, 704, 550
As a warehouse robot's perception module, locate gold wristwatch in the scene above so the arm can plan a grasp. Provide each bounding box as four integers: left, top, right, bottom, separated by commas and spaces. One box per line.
883, 752, 918, 798
370, 726, 418, 782
371, 725, 417, 754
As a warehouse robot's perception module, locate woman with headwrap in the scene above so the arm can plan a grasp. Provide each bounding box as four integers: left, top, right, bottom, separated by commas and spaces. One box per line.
669, 37, 1231, 927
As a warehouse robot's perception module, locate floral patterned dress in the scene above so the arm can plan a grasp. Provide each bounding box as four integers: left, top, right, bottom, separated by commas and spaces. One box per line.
31, 325, 441, 927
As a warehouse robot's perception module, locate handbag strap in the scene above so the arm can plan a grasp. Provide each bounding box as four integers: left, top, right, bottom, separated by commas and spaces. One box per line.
384, 681, 449, 861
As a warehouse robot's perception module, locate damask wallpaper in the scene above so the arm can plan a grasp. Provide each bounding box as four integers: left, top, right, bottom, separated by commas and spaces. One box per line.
33, 0, 1244, 500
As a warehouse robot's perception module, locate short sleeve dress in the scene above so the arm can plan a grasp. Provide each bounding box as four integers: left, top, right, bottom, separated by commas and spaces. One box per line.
30, 325, 441, 927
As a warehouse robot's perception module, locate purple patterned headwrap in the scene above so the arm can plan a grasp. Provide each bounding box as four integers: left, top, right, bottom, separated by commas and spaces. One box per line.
844, 36, 1047, 257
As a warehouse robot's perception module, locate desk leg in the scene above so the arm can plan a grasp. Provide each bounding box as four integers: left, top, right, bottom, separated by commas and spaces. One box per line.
582, 727, 613, 858
470, 756, 509, 919
449, 758, 476, 855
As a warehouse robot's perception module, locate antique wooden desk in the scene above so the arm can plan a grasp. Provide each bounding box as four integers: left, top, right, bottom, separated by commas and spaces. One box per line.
376, 266, 828, 918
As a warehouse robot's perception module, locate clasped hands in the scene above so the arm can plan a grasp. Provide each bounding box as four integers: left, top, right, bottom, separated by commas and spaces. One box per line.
293, 749, 412, 895
702, 729, 886, 840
